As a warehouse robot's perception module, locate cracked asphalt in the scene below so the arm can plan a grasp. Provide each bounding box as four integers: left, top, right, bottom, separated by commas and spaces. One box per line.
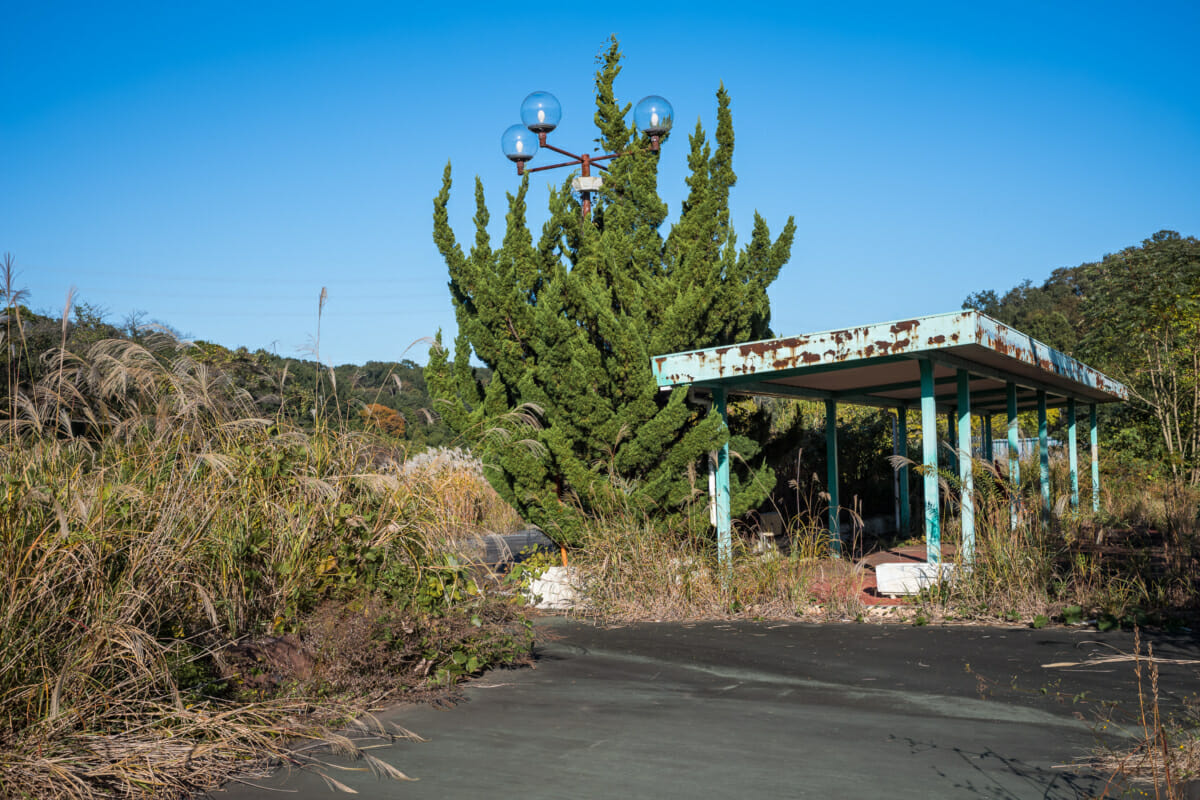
211, 617, 1199, 799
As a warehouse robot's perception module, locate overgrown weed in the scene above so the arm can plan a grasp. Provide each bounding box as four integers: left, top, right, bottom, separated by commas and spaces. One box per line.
0, 333, 526, 797
902, 453, 1199, 626
1087, 628, 1200, 798
569, 485, 859, 622
571, 442, 1198, 629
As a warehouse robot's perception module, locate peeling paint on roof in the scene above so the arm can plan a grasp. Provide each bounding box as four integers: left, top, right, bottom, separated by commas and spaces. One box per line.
651, 310, 1126, 406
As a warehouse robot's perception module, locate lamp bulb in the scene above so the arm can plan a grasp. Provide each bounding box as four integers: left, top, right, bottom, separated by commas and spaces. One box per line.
537, 109, 546, 124
650, 111, 659, 128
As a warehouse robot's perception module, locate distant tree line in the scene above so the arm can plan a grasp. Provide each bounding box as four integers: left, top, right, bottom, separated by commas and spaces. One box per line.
0, 283, 457, 447
965, 230, 1200, 484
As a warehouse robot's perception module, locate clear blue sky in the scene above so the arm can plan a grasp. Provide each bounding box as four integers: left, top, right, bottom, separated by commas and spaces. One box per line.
5, 2, 1198, 367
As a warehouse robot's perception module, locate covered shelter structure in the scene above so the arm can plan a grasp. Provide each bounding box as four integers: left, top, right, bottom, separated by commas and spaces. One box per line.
651, 310, 1127, 567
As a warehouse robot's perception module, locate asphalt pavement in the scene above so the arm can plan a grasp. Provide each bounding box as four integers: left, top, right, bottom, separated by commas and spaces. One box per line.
211, 617, 1200, 799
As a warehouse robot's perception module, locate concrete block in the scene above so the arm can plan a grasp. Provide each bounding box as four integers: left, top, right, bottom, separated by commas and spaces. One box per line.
875, 562, 954, 596
526, 566, 583, 610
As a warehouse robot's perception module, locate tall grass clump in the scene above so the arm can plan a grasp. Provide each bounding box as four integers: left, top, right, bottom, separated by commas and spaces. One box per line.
400, 446, 524, 543
0, 333, 530, 798
906, 452, 1199, 625
569, 486, 855, 622
922, 458, 1061, 618
1088, 628, 1200, 796
569, 438, 1198, 627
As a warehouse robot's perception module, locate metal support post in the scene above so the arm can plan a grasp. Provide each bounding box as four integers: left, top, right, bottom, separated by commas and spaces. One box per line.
825, 399, 841, 556
957, 370, 974, 563
1038, 390, 1050, 524
713, 387, 732, 570
1090, 404, 1101, 512
897, 408, 910, 533
902, 410, 907, 534
920, 361, 940, 564
1068, 398, 1079, 509
891, 411, 900, 532
1007, 382, 1020, 531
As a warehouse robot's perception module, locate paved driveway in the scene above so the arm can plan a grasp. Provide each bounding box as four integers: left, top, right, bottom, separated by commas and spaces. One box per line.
212, 618, 1199, 799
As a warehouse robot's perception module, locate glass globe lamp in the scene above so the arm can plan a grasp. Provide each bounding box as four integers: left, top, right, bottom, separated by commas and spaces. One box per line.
634, 95, 674, 137
521, 91, 561, 135
501, 124, 539, 165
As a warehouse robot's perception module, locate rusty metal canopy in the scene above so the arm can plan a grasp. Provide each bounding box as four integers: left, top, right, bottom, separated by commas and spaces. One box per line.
651, 310, 1127, 412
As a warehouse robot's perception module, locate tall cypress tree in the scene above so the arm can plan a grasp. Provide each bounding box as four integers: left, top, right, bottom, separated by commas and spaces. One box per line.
427, 38, 796, 543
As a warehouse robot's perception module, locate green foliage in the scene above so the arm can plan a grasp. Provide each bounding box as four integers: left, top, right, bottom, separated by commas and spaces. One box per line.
964, 230, 1200, 478
1079, 231, 1200, 484
422, 608, 533, 686
773, 400, 897, 521
504, 547, 557, 593
427, 39, 796, 543
964, 267, 1088, 354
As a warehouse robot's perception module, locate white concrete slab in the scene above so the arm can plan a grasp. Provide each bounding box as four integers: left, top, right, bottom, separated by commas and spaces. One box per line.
875, 562, 955, 596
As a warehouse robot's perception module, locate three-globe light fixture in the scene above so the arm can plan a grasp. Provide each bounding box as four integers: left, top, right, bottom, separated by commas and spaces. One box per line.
501, 91, 673, 217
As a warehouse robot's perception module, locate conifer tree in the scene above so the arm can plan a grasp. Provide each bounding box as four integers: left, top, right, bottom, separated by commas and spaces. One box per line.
427, 38, 796, 543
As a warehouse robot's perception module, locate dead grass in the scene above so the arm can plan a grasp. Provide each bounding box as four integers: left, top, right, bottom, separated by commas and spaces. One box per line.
1, 696, 420, 799
890, 454, 1200, 627
569, 446, 1200, 630
568, 497, 861, 623
1083, 629, 1200, 798
0, 333, 530, 797
399, 446, 525, 542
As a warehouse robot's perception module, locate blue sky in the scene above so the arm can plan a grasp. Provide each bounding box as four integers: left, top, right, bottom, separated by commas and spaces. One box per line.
4, 2, 1198, 366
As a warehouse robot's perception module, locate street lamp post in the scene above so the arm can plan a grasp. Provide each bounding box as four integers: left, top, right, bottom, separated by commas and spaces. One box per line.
501, 91, 673, 217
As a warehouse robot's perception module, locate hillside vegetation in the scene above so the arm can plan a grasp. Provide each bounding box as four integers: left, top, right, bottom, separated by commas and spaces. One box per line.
1, 293, 457, 447
0, 271, 526, 798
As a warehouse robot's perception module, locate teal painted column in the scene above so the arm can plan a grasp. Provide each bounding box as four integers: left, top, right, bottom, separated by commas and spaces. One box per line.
1038, 390, 1050, 524
1007, 382, 1020, 531
825, 399, 841, 557
1090, 404, 1101, 512
957, 371, 974, 563
713, 387, 732, 569
920, 361, 941, 564
897, 408, 910, 533
1068, 399, 1079, 509
983, 416, 993, 462
945, 410, 957, 473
